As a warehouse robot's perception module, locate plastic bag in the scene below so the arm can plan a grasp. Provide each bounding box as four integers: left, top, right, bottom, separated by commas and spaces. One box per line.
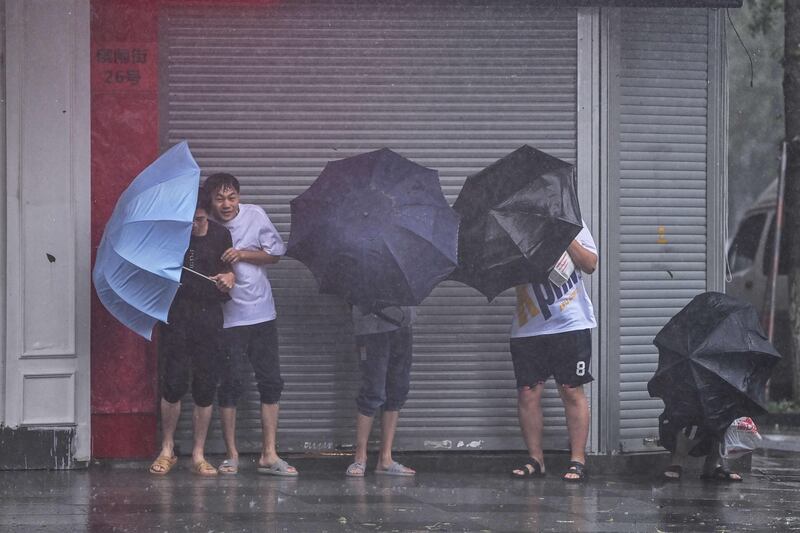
720, 417, 762, 459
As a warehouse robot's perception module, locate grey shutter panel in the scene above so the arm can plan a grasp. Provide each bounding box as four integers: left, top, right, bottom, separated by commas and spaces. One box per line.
162, 1, 578, 453
613, 8, 710, 451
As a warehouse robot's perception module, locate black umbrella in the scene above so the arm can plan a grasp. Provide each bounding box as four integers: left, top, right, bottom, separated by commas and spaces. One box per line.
286, 148, 459, 312
450, 145, 583, 300
647, 291, 781, 453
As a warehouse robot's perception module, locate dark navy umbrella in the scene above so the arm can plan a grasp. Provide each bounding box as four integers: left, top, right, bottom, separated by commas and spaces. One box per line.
287, 148, 459, 311
648, 292, 781, 453
450, 145, 583, 300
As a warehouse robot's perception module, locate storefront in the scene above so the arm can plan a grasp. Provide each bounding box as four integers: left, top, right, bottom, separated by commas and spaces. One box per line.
0, 0, 738, 467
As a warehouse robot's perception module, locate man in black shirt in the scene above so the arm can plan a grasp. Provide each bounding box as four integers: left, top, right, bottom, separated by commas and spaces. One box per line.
149, 188, 235, 476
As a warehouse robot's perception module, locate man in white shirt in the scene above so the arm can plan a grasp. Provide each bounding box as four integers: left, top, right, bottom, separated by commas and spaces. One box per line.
205, 172, 297, 477
509, 221, 597, 482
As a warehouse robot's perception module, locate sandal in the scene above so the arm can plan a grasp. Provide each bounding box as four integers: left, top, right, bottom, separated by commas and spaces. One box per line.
511, 457, 545, 478
346, 461, 366, 478
218, 458, 239, 475
192, 460, 218, 477
148, 455, 177, 475
700, 466, 743, 482
662, 465, 683, 482
563, 460, 587, 482
375, 461, 415, 476
257, 458, 298, 477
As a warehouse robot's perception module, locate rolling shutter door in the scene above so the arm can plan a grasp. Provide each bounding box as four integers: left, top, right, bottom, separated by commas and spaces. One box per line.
161, 1, 579, 453
614, 8, 709, 451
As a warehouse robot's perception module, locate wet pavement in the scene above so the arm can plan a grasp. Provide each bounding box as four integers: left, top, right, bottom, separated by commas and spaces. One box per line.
1, 449, 799, 532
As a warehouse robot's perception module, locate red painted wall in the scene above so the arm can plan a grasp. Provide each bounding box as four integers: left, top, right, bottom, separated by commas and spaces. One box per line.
91, 0, 160, 458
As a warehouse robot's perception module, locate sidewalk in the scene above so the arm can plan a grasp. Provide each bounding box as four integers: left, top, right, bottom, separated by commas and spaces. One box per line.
1, 449, 798, 532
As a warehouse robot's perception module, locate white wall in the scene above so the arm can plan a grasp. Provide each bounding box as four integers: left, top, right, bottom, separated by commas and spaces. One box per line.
4, 0, 90, 461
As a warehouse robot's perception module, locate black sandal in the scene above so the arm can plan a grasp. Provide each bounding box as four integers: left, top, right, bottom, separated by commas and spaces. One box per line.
700, 466, 743, 482
511, 457, 545, 478
662, 465, 682, 482
563, 461, 587, 482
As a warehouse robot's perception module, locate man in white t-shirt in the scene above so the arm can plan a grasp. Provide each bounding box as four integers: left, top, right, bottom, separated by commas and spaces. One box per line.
509, 221, 597, 482
204, 173, 297, 477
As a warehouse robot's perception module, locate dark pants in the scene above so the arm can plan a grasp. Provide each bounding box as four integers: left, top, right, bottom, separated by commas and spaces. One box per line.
158, 304, 223, 408
355, 327, 413, 417
217, 320, 283, 407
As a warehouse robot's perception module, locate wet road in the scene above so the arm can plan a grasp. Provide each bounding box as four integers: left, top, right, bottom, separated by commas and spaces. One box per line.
1, 449, 798, 532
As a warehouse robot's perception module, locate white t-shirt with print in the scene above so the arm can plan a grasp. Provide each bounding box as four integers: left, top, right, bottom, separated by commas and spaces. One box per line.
219, 203, 286, 328
510, 222, 597, 338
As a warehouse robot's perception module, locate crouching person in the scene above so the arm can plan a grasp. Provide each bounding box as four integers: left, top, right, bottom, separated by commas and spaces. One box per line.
149, 188, 235, 476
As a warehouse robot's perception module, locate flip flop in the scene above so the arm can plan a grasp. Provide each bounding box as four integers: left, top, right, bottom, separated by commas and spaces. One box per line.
346, 461, 366, 477
375, 461, 415, 477
148, 455, 177, 475
662, 465, 683, 482
700, 466, 743, 482
218, 458, 239, 475
511, 457, 546, 478
192, 460, 218, 477
563, 461, 588, 483
257, 458, 298, 477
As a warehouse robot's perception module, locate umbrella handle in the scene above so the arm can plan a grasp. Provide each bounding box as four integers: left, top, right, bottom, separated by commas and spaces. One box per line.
182, 266, 215, 283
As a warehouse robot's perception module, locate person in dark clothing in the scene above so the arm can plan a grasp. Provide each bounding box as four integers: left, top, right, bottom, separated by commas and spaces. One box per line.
345, 306, 416, 477
149, 188, 235, 476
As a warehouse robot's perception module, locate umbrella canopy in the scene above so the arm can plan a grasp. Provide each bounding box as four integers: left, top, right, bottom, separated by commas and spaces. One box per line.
450, 145, 582, 300
286, 148, 459, 312
648, 292, 781, 439
92, 141, 200, 340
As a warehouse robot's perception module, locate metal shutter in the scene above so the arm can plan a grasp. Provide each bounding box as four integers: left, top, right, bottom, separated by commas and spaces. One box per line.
613, 8, 710, 451
161, 1, 578, 453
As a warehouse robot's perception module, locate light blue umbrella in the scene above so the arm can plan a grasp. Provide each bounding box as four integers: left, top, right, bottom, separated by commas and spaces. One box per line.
93, 141, 200, 340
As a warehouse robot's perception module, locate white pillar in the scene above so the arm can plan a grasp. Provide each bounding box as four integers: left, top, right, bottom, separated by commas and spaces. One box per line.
4, 0, 91, 465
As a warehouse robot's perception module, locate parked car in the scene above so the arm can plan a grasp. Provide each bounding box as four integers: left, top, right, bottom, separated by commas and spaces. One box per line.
726, 179, 791, 400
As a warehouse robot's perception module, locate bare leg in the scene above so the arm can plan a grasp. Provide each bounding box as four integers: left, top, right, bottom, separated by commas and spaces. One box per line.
192, 404, 213, 465
258, 403, 297, 473
149, 398, 181, 474
220, 406, 238, 464
354, 413, 375, 465
559, 385, 589, 465
376, 410, 414, 474
159, 398, 181, 458
664, 429, 691, 479
514, 384, 546, 475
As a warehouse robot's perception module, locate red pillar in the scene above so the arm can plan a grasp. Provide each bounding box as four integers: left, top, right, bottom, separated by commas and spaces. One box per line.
90, 0, 160, 458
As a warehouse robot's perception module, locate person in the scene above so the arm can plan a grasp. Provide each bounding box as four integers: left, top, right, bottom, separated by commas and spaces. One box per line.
509, 221, 597, 482
204, 172, 297, 477
346, 305, 416, 477
149, 188, 235, 476
661, 421, 743, 483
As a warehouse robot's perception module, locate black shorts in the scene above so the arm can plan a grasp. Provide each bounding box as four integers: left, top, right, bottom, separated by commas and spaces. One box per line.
510, 329, 593, 388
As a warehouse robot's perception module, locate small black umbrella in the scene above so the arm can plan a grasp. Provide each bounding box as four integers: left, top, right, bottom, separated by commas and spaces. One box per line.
648, 291, 781, 453
449, 145, 582, 300
287, 148, 459, 312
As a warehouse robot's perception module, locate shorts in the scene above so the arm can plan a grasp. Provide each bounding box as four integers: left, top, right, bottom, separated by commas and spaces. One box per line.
158, 304, 224, 407
510, 329, 593, 388
355, 326, 413, 417
217, 320, 283, 407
